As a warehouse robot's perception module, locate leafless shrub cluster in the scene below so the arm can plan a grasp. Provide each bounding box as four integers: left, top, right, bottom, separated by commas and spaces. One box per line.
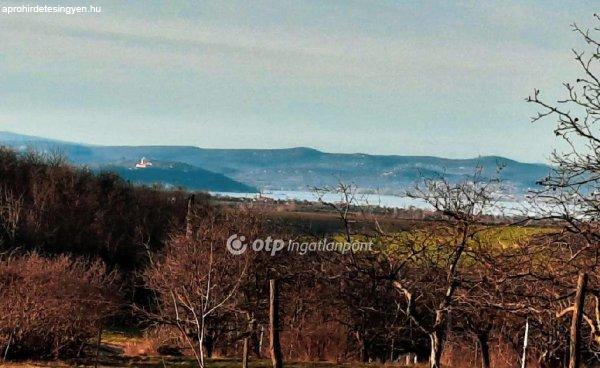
141, 206, 265, 367
0, 253, 118, 359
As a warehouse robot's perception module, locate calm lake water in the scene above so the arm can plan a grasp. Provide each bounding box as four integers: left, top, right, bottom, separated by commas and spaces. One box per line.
209, 190, 528, 215
211, 190, 428, 208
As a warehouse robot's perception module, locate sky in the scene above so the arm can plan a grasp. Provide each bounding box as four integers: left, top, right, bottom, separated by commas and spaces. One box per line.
0, 0, 598, 163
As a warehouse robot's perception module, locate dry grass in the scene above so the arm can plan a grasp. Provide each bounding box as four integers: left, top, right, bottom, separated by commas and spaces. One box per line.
0, 358, 431, 368
0, 330, 432, 368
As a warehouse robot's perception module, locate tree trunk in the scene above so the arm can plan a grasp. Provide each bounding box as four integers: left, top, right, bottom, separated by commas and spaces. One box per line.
258, 325, 264, 357
429, 331, 444, 368
429, 307, 447, 368
251, 328, 261, 358
242, 337, 249, 368
477, 332, 491, 368
203, 334, 214, 358
94, 325, 102, 368
427, 235, 464, 368
354, 331, 367, 362
243, 314, 256, 367
269, 279, 283, 368
569, 272, 588, 368
3, 328, 14, 361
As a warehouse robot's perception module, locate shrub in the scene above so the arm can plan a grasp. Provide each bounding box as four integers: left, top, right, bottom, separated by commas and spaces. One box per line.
0, 253, 118, 359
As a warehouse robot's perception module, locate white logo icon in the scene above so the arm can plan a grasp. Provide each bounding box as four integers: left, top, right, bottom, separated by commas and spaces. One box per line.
226, 234, 247, 255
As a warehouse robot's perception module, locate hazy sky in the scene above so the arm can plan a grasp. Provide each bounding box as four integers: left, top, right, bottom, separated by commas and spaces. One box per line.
0, 1, 597, 162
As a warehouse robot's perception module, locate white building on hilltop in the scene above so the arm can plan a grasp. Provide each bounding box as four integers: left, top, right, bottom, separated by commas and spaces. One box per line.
135, 157, 153, 169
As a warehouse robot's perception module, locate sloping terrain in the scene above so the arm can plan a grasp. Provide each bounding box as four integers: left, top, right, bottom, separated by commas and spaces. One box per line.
0, 131, 551, 194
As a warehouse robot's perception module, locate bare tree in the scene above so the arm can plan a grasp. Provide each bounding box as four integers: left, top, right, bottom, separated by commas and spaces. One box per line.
317, 172, 504, 367
143, 208, 260, 368
527, 14, 600, 364
526, 14, 600, 260
394, 171, 502, 368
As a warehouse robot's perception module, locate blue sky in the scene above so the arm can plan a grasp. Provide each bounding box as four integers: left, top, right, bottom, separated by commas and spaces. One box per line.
0, 0, 597, 162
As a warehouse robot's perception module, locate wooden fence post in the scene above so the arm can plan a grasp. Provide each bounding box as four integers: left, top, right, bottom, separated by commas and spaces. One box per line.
521, 318, 529, 368
94, 325, 103, 368
242, 337, 249, 368
569, 272, 588, 368
185, 194, 195, 239
269, 279, 283, 368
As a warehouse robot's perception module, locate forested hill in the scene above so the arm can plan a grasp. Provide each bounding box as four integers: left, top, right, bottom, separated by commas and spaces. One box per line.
0, 131, 551, 194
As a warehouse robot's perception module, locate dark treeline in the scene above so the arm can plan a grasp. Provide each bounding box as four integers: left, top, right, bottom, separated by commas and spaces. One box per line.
0, 148, 191, 271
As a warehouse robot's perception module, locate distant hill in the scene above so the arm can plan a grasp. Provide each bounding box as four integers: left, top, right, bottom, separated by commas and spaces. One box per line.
0, 131, 552, 195
0, 132, 256, 193
102, 161, 257, 193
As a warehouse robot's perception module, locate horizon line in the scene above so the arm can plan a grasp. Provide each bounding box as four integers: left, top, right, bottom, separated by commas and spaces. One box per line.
0, 130, 550, 166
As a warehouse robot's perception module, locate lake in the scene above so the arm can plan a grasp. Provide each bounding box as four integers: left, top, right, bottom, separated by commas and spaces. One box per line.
209, 190, 529, 216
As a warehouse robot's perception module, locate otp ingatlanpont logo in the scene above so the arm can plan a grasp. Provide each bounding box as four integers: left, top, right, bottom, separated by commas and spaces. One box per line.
226, 234, 247, 255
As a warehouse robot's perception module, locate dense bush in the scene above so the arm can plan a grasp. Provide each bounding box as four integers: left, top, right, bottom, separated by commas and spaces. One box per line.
0, 253, 118, 359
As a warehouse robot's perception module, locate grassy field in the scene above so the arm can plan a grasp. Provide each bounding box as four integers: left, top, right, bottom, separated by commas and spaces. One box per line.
1, 331, 427, 368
